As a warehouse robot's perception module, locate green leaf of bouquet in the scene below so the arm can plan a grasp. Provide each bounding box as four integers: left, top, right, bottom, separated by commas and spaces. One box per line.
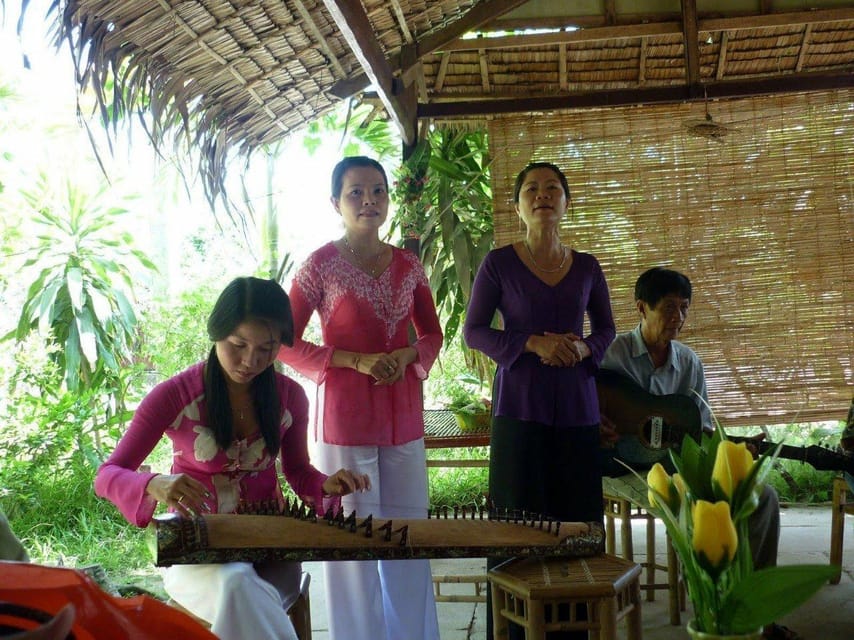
676, 436, 704, 494
719, 565, 838, 631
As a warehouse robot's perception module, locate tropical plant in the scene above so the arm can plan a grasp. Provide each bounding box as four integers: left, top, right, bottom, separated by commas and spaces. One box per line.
389, 128, 494, 381
5, 173, 157, 395
643, 427, 836, 635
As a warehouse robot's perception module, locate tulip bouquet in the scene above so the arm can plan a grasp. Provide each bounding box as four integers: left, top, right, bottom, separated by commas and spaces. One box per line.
642, 428, 835, 637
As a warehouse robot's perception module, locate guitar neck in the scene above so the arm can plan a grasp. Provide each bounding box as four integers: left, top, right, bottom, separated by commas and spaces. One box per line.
729, 435, 854, 475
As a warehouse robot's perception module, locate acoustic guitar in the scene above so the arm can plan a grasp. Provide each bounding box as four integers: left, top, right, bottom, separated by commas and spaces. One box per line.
596, 369, 854, 475
596, 368, 702, 467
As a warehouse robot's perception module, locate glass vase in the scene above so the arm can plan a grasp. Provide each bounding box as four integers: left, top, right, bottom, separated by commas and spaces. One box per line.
687, 620, 763, 640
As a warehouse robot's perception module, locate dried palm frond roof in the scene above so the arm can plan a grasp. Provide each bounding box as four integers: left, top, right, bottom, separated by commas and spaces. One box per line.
48, 0, 854, 204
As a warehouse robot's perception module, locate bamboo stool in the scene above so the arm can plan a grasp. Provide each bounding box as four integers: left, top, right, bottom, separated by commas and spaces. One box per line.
488, 554, 642, 640
830, 475, 854, 584
603, 491, 685, 625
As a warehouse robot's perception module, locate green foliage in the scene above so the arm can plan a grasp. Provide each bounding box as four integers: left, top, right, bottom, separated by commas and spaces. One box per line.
390, 130, 493, 344
302, 101, 398, 160
425, 335, 495, 409
6, 173, 157, 392
0, 336, 139, 510
388, 129, 495, 381
136, 285, 218, 380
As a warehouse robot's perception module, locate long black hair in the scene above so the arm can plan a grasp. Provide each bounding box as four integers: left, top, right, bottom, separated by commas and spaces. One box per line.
204, 277, 294, 455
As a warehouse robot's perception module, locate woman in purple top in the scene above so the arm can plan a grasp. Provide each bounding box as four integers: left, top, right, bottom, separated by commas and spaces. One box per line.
463, 162, 615, 639
95, 277, 369, 640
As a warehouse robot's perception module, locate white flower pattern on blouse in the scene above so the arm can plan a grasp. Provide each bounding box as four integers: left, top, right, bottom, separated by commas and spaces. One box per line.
192, 425, 219, 462
169, 393, 202, 429
296, 249, 427, 343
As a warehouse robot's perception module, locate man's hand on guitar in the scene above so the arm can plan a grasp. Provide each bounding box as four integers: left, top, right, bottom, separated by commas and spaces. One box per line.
743, 432, 766, 459
599, 414, 619, 449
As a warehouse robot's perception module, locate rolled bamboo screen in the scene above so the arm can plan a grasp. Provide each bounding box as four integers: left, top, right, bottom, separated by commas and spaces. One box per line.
487, 89, 853, 428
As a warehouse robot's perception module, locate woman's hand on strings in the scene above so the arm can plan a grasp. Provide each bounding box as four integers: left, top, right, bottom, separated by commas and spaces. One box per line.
146, 473, 211, 517
322, 468, 371, 497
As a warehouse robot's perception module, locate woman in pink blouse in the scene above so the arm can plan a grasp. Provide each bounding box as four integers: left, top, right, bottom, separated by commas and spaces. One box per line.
95, 277, 369, 640
278, 156, 443, 640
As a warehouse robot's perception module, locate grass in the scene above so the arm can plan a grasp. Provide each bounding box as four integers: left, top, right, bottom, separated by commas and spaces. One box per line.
427, 446, 489, 510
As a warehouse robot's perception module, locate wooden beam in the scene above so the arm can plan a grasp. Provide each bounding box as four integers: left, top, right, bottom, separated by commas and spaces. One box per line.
681, 0, 701, 95
445, 22, 682, 52
416, 72, 854, 118
337, 0, 529, 98
638, 37, 647, 85
796, 24, 813, 73
701, 8, 854, 32
478, 49, 490, 92
716, 31, 729, 80
321, 0, 416, 144
559, 43, 568, 91
328, 7, 854, 99
604, 0, 617, 26
435, 52, 451, 92
444, 8, 854, 53
487, 7, 854, 32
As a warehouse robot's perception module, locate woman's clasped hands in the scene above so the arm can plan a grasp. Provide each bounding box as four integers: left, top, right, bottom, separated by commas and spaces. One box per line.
355, 348, 415, 385
531, 331, 590, 367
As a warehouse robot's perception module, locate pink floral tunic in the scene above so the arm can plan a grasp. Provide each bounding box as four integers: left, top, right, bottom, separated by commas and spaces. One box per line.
278, 243, 442, 446
95, 362, 328, 527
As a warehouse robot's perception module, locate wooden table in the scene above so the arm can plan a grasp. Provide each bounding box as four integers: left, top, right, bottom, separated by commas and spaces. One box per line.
423, 409, 490, 468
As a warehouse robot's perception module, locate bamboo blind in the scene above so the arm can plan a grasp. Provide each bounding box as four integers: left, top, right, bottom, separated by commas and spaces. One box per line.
487, 89, 853, 427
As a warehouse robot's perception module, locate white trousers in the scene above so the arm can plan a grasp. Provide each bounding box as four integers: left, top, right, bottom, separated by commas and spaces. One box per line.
317, 438, 440, 640
162, 560, 300, 640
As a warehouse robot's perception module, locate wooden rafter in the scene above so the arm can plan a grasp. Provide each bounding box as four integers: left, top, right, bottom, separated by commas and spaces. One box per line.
638, 37, 647, 85
446, 8, 854, 52
478, 48, 490, 92
487, 7, 854, 32
333, 0, 530, 98
417, 73, 854, 118
681, 0, 700, 94
559, 43, 568, 91
796, 24, 813, 73
716, 31, 729, 81
321, 0, 416, 144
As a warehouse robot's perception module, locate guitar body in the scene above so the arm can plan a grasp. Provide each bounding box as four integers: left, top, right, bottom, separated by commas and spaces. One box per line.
596, 369, 854, 475
596, 369, 702, 467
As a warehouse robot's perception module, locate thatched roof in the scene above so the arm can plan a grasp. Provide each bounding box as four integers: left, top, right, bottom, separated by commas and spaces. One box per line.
52, 0, 854, 199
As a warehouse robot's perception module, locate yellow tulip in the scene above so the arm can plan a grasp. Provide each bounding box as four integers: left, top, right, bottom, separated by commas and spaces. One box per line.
692, 500, 738, 576
647, 463, 680, 513
673, 473, 687, 502
712, 440, 754, 500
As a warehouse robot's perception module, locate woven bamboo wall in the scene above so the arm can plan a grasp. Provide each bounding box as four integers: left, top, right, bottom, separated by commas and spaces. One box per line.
487, 89, 853, 427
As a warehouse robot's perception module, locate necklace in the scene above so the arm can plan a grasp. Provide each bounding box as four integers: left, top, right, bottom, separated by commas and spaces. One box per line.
343, 236, 384, 275
524, 241, 568, 273
233, 400, 253, 421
